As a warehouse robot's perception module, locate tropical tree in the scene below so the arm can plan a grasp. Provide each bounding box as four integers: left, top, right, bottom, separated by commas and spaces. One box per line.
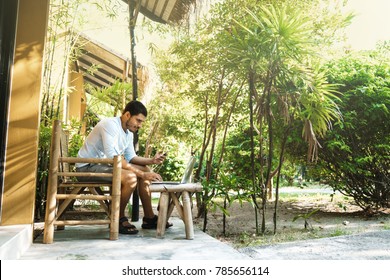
153, 25, 246, 229
218, 0, 343, 234
151, 0, 349, 236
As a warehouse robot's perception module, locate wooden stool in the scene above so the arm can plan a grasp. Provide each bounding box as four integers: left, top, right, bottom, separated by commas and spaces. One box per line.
149, 183, 203, 239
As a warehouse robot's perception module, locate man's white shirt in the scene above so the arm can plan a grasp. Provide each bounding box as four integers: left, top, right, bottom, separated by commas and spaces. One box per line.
76, 117, 136, 167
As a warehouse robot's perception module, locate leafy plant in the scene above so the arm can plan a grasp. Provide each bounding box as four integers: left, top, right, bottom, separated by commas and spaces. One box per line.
292, 208, 320, 230
36, 0, 123, 221
330, 228, 349, 237
316, 47, 390, 210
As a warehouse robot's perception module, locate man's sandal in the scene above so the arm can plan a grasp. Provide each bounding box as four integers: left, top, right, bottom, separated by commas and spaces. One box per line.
141, 215, 173, 229
119, 217, 139, 234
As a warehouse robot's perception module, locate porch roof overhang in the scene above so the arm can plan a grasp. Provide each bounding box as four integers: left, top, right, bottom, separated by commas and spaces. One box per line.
73, 1, 197, 90
73, 34, 135, 90
123, 0, 196, 24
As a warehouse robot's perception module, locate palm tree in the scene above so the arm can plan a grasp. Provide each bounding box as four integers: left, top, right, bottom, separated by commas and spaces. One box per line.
224, 2, 341, 233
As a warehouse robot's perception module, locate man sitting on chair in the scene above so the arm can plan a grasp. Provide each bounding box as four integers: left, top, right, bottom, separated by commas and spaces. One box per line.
76, 100, 172, 234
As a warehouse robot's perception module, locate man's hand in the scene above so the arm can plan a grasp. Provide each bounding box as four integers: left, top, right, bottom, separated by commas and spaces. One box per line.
152, 151, 166, 164
142, 171, 163, 182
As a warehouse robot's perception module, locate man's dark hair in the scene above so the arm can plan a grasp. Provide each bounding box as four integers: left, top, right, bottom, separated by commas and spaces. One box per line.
123, 100, 147, 117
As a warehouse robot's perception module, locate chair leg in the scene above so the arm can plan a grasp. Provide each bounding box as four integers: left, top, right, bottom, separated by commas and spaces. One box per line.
156, 192, 169, 238
43, 189, 57, 244
109, 155, 121, 240
182, 191, 194, 240
109, 194, 120, 240
44, 121, 61, 243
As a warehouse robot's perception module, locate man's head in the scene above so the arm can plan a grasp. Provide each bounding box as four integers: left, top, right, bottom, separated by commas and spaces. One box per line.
121, 100, 148, 133
123, 100, 148, 117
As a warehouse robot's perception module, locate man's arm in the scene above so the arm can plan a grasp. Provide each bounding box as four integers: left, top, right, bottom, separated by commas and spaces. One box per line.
130, 152, 165, 166
121, 158, 145, 178
121, 157, 164, 181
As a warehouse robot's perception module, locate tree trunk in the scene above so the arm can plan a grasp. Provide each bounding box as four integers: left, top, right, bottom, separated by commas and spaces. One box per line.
248, 70, 260, 234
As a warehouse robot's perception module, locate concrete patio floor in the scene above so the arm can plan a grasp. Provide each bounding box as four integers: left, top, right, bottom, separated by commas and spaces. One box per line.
19, 217, 250, 260
3, 221, 390, 280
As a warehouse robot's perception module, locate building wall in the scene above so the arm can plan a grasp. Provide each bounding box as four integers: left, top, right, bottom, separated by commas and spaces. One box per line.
68, 70, 86, 122
1, 0, 49, 225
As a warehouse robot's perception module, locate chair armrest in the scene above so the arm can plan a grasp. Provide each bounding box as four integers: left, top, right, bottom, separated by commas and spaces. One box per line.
60, 157, 115, 164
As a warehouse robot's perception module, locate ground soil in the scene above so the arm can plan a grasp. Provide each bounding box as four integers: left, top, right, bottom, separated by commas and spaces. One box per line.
193, 189, 390, 249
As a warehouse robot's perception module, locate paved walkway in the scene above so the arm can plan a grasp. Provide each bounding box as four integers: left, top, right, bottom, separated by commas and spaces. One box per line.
239, 230, 390, 260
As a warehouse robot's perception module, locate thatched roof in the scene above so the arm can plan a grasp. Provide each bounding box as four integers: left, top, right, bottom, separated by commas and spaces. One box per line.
124, 0, 197, 24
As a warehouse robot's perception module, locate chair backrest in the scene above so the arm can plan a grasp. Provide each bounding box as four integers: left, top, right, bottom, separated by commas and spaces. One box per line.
58, 127, 72, 182
180, 156, 196, 184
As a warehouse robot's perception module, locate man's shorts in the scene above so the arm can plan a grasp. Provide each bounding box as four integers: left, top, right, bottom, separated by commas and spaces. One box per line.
76, 164, 114, 182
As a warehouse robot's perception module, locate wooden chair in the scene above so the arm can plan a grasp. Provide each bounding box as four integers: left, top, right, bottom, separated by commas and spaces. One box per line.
43, 120, 122, 244
149, 156, 203, 239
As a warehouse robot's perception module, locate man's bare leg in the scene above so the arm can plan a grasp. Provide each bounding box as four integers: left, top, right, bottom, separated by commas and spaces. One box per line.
131, 164, 155, 219
130, 164, 173, 229
129, 164, 173, 229
120, 170, 138, 220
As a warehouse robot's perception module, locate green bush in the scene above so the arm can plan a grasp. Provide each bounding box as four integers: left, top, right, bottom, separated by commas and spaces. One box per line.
315, 48, 390, 210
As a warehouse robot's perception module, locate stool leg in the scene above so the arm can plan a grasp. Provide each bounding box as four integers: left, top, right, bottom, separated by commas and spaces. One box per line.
182, 191, 194, 240
157, 192, 169, 238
